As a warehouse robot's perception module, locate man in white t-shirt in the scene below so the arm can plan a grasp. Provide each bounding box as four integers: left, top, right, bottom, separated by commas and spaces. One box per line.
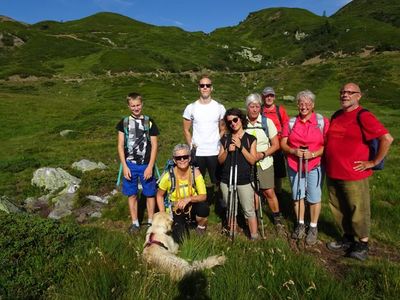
183, 76, 226, 184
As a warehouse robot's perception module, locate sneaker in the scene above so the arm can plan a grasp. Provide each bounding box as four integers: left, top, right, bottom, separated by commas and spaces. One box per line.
128, 224, 140, 234
306, 227, 318, 245
348, 242, 369, 261
291, 224, 306, 240
327, 235, 354, 252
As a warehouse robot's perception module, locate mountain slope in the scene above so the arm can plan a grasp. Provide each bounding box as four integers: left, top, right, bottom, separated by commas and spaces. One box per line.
0, 1, 399, 78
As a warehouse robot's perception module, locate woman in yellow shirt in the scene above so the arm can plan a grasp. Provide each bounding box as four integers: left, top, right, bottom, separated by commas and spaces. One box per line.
157, 144, 209, 240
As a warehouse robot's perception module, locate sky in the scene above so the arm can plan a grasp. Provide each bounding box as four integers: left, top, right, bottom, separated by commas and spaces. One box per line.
0, 0, 352, 33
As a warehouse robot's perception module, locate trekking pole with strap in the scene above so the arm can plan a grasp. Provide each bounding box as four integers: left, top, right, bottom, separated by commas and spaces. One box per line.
296, 154, 303, 225
227, 150, 234, 234
231, 148, 239, 241
253, 166, 265, 239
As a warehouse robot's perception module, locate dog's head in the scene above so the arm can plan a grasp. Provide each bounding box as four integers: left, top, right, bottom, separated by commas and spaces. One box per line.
151, 211, 173, 233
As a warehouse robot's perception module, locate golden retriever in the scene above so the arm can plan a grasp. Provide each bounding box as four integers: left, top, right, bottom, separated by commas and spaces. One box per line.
142, 211, 226, 280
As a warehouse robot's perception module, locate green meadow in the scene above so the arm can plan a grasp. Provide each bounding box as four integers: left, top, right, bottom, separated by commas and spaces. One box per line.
1, 52, 399, 298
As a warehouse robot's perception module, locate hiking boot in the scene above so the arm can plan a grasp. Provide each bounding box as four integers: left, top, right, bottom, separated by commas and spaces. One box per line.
273, 216, 285, 235
348, 242, 369, 261
291, 224, 306, 240
306, 227, 318, 245
327, 235, 354, 252
128, 224, 140, 234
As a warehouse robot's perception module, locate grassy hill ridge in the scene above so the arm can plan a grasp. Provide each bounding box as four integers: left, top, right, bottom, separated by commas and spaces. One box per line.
1, 0, 400, 78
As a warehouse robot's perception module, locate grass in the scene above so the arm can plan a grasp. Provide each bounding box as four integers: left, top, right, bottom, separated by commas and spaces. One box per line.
0, 53, 399, 298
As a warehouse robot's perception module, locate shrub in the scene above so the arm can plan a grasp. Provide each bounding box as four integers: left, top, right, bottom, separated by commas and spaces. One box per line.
0, 212, 94, 298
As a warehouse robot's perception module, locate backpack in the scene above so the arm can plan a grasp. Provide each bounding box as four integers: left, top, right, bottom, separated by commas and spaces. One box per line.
261, 104, 283, 136
331, 109, 384, 170
122, 115, 151, 150
289, 113, 325, 134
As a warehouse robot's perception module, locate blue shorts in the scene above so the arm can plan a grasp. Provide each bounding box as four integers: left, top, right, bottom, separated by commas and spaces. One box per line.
122, 161, 156, 197
288, 165, 324, 204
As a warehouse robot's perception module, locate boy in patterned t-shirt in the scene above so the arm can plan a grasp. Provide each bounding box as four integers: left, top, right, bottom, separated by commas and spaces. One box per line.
116, 92, 159, 234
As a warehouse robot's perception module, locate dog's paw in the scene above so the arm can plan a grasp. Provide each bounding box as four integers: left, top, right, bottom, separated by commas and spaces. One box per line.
216, 255, 226, 265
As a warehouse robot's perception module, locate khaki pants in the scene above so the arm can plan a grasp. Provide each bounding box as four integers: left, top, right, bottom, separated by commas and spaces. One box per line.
327, 177, 370, 239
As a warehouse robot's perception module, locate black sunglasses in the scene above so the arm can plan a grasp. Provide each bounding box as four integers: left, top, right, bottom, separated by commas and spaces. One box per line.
227, 117, 239, 125
199, 84, 212, 88
174, 155, 190, 161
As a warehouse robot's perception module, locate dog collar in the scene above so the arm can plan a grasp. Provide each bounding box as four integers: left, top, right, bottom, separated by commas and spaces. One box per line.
144, 232, 169, 250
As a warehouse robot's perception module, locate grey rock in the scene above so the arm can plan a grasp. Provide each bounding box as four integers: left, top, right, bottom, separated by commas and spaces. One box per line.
72, 159, 107, 172
0, 196, 21, 214
53, 193, 75, 210
31, 167, 81, 194
60, 129, 74, 137
48, 208, 72, 220
87, 195, 109, 204
90, 212, 102, 218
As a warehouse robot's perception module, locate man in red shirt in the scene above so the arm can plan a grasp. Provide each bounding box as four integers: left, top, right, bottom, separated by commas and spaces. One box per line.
262, 87, 290, 195
325, 82, 393, 261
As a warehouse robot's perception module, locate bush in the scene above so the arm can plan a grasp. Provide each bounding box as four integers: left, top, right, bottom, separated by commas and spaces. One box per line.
0, 212, 94, 298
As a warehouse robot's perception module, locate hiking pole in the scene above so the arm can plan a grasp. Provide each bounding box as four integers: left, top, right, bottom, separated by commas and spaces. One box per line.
296, 154, 303, 226
226, 150, 234, 235
231, 148, 239, 242
253, 166, 265, 239
116, 163, 123, 188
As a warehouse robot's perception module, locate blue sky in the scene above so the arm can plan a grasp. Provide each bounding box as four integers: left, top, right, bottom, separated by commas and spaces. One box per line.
0, 0, 352, 33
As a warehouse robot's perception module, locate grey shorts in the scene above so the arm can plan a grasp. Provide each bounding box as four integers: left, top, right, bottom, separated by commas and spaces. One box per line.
257, 165, 274, 190
220, 182, 256, 219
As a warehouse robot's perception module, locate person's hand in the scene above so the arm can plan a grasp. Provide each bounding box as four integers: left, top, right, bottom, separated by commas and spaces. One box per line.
123, 166, 131, 180
231, 136, 242, 150
177, 198, 190, 210
292, 148, 306, 158
143, 166, 153, 180
303, 151, 314, 160
353, 160, 374, 171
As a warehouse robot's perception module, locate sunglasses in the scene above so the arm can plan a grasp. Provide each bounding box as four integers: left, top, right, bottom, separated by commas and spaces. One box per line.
227, 117, 239, 125
174, 155, 190, 161
199, 84, 212, 88
340, 90, 360, 95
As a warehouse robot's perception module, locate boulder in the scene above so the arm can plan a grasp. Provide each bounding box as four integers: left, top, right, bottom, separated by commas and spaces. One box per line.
0, 196, 22, 214
60, 129, 74, 137
87, 195, 109, 204
31, 167, 80, 194
72, 159, 107, 172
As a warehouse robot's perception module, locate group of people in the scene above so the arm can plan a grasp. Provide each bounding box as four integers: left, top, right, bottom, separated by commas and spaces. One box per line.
117, 76, 393, 261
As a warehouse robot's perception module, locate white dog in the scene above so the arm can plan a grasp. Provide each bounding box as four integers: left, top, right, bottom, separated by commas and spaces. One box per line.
142, 211, 226, 281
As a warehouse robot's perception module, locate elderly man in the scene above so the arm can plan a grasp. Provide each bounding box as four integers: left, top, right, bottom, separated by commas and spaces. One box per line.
261, 87, 290, 196
183, 75, 226, 186
325, 83, 393, 261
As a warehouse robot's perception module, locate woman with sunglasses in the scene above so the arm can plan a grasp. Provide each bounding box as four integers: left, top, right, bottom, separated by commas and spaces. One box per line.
157, 144, 209, 240
218, 108, 258, 240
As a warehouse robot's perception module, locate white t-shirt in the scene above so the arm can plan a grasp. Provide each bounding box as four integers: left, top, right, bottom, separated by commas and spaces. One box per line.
245, 114, 277, 170
183, 99, 226, 156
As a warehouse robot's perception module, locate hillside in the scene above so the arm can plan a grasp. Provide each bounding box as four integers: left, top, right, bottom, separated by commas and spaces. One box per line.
1, 0, 400, 78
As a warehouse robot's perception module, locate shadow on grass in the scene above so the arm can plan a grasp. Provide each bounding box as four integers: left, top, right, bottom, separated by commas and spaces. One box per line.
174, 271, 210, 300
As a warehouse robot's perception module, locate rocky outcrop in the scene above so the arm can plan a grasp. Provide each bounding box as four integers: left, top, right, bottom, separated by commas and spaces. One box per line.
72, 159, 107, 172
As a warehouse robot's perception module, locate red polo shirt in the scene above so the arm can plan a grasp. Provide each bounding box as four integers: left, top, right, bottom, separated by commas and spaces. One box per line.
325, 106, 388, 180
282, 112, 329, 172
